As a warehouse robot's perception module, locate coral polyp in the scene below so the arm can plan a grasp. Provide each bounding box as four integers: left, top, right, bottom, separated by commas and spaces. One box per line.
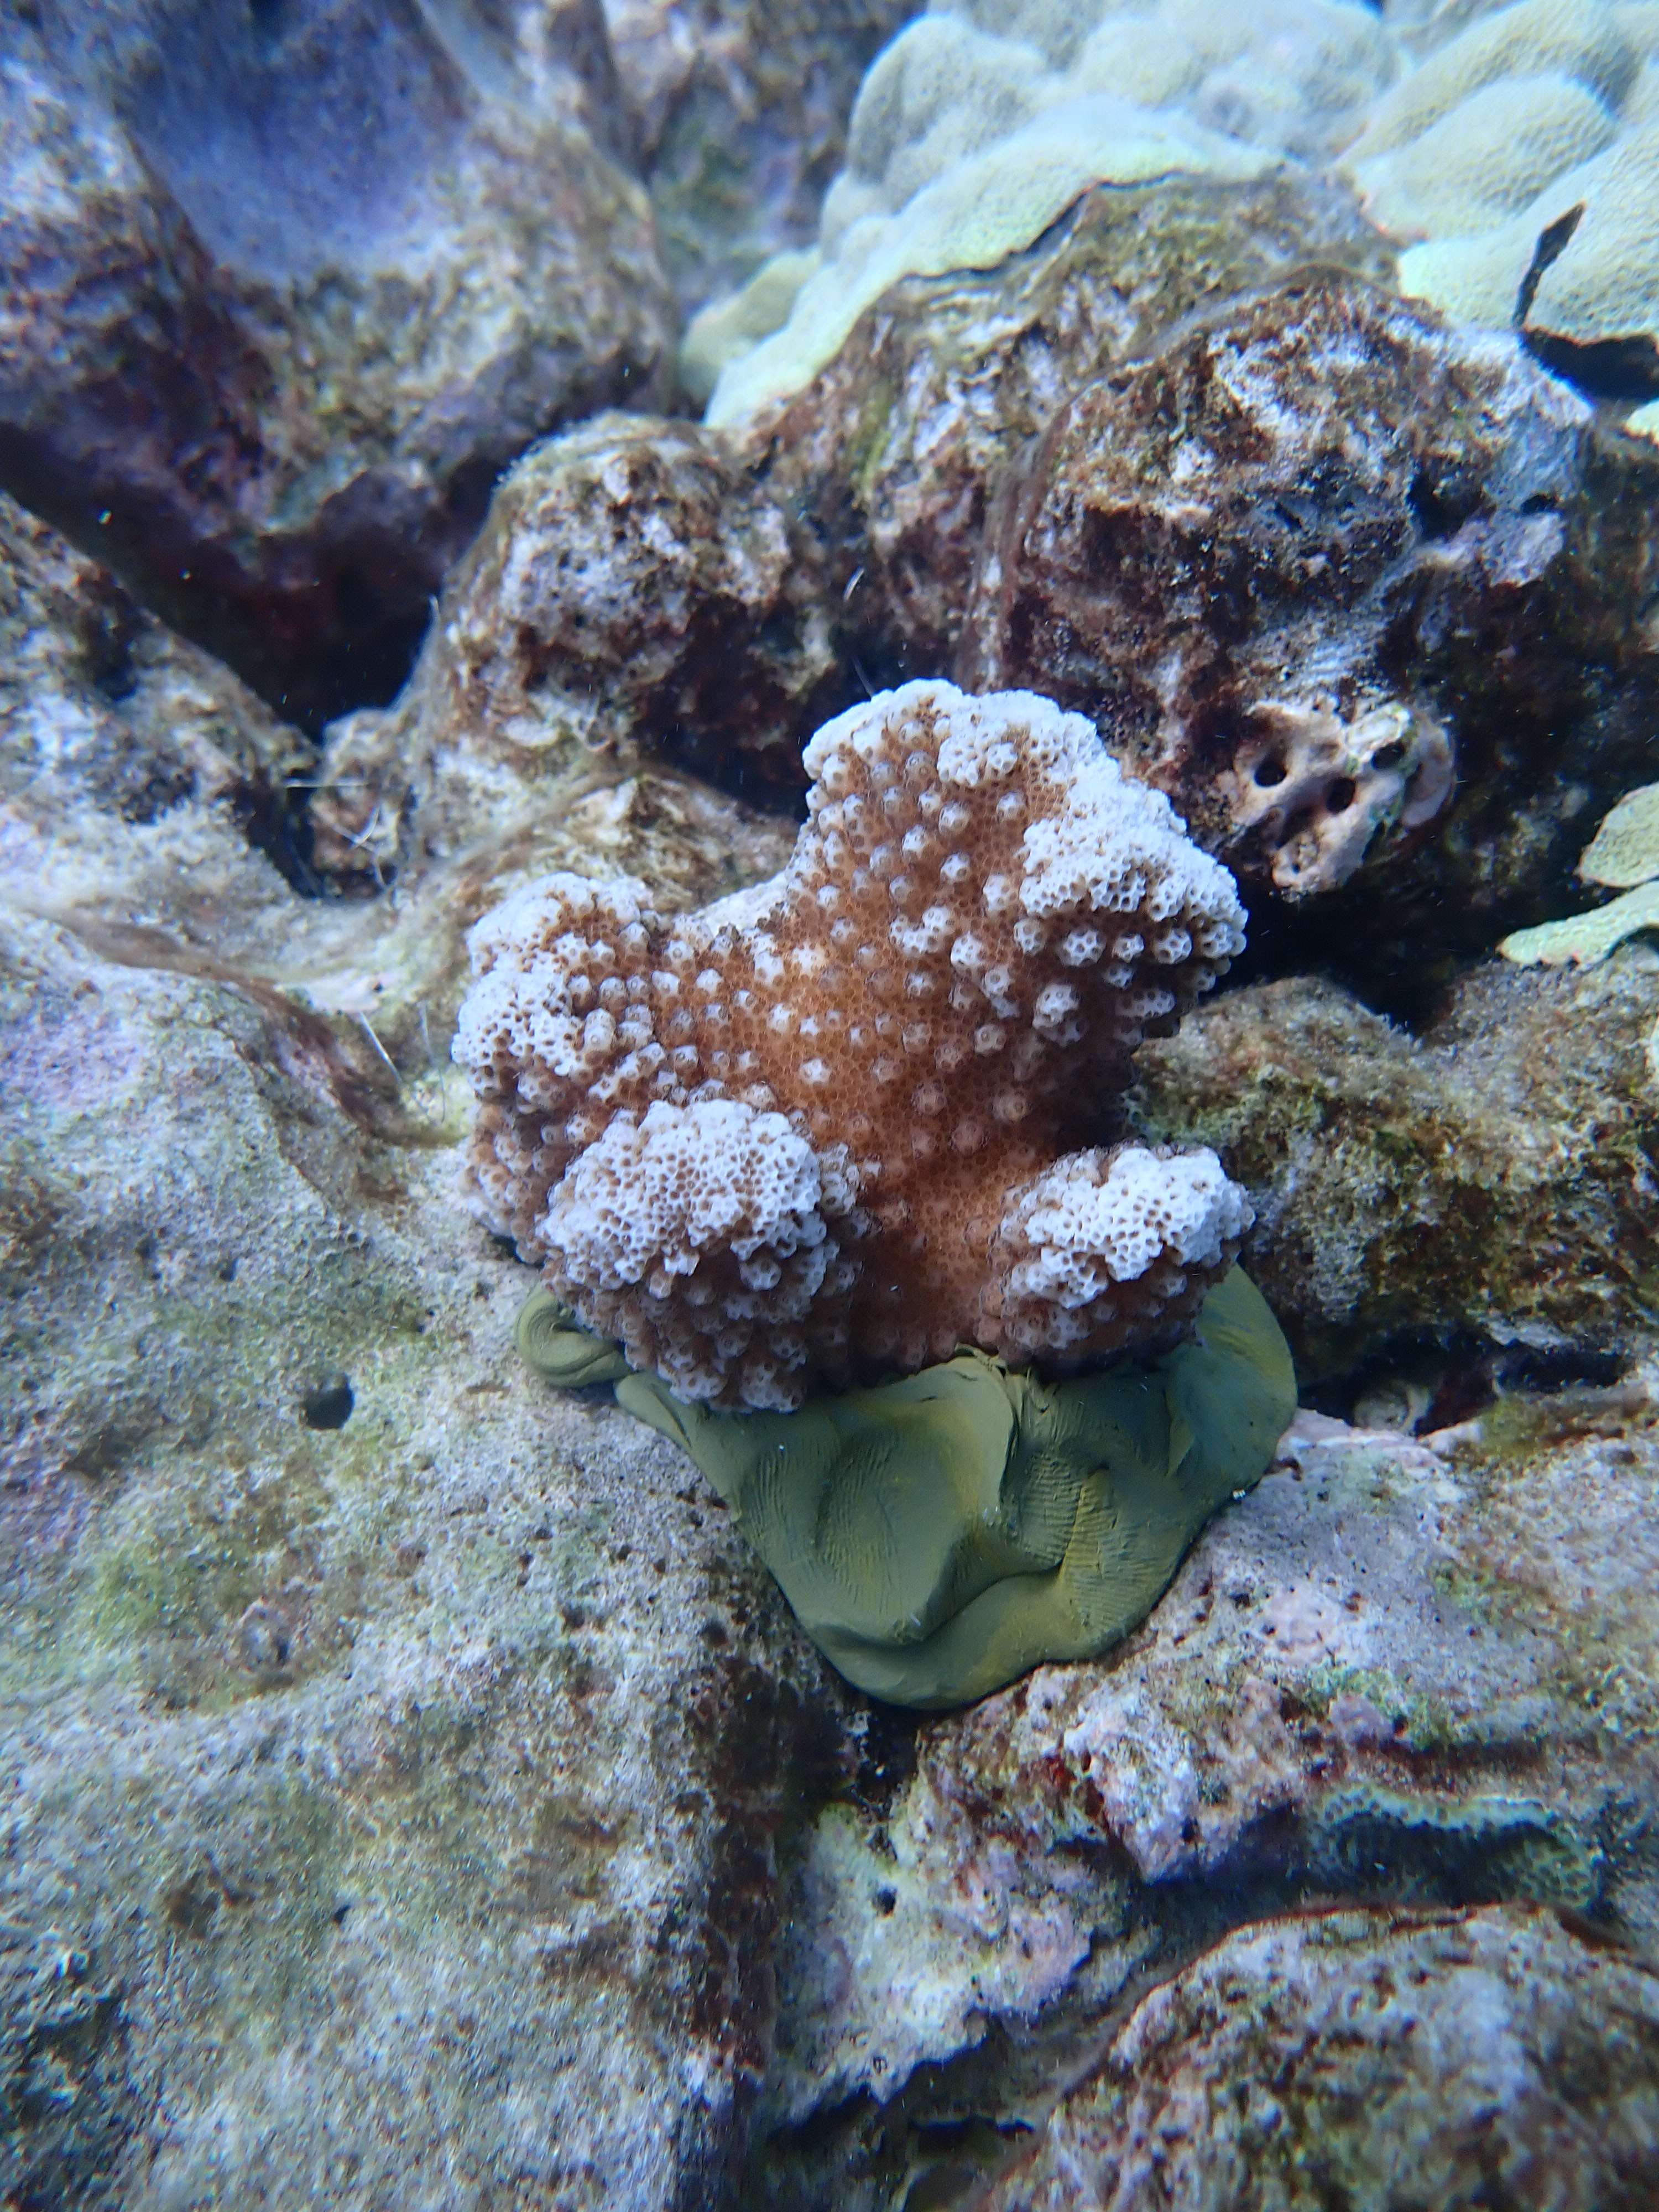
454, 680, 1252, 1407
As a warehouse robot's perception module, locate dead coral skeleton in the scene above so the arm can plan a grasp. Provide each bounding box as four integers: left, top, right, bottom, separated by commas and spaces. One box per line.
453, 680, 1253, 1408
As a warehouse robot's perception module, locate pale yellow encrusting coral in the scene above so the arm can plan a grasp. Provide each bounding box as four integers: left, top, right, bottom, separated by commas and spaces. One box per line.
1500, 778, 1659, 964
1578, 779, 1659, 884
1345, 0, 1659, 365
700, 0, 1400, 425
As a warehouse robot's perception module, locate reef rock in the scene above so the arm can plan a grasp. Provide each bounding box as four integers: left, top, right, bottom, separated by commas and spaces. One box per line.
603, 0, 921, 320
453, 681, 1253, 1407
316, 173, 1392, 836
0, 0, 674, 730
1133, 950, 1659, 1378
368, 165, 1659, 966
0, 521, 852, 2205
0, 489, 310, 962
307, 411, 851, 881
964, 268, 1659, 944
753, 169, 1396, 708
978, 1903, 1659, 2212
750, 1372, 1659, 2200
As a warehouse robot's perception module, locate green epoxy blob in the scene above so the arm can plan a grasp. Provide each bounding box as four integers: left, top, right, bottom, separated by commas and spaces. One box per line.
515, 1288, 632, 1386
523, 1268, 1295, 1709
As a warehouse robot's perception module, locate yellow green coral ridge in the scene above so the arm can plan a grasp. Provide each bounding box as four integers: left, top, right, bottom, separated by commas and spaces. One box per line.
1501, 778, 1659, 966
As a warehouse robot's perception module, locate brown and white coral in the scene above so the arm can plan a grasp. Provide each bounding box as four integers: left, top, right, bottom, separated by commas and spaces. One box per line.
453, 680, 1253, 1408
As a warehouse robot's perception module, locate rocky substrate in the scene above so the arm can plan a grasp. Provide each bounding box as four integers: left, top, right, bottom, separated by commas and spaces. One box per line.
6, 483, 1659, 2206
6, 3, 1659, 2197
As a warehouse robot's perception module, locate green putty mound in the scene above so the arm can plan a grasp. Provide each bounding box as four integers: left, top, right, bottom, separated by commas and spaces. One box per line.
518, 1268, 1296, 1709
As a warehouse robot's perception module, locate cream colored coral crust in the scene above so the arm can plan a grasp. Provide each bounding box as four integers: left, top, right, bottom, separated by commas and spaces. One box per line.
455, 681, 1250, 1406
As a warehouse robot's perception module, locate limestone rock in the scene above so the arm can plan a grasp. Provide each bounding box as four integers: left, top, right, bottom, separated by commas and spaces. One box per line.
749, 1378, 1659, 2200
1131, 953, 1659, 1378
978, 1904, 1659, 2211
0, 0, 675, 732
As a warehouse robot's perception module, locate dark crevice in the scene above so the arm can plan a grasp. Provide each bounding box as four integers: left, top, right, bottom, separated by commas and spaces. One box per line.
1514, 204, 1584, 326
1522, 326, 1659, 404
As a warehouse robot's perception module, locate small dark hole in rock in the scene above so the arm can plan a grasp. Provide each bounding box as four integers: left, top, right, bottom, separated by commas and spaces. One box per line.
1326, 777, 1357, 813
1252, 757, 1287, 789
301, 1378, 353, 1430
875, 1886, 898, 1916
1370, 742, 1406, 770
332, 1902, 352, 1926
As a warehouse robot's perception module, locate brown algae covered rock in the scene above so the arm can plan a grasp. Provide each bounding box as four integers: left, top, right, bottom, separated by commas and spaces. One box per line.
336, 173, 1397, 832
0, 0, 675, 730
750, 170, 1399, 716
965, 268, 1659, 945
1130, 950, 1659, 1379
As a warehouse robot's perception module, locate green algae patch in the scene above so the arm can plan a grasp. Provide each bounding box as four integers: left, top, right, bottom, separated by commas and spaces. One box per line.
1308, 1782, 1600, 1912
525, 1269, 1295, 1709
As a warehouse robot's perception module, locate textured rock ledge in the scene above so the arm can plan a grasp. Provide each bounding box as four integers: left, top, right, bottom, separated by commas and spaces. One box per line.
749, 1381, 1659, 2204
322, 170, 1659, 972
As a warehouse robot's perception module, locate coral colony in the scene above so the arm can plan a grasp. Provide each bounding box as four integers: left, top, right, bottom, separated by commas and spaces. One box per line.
455, 680, 1253, 1410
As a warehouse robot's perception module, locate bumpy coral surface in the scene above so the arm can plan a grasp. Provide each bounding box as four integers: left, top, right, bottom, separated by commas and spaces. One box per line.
1345, 0, 1659, 387
701, 0, 1396, 425
455, 681, 1250, 1407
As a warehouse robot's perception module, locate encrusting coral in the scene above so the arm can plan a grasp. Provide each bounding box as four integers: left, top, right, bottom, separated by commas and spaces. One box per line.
695, 0, 1398, 424
454, 680, 1253, 1411
1501, 776, 1659, 966
1343, 0, 1659, 384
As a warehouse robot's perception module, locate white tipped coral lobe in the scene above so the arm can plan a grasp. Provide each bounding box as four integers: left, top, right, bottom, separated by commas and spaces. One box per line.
453, 680, 1253, 1407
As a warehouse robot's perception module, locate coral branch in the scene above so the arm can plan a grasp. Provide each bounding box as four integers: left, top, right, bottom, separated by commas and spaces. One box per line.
455, 680, 1253, 1406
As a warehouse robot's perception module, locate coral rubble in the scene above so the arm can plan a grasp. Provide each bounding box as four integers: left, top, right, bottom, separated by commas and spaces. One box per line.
455, 680, 1251, 1407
